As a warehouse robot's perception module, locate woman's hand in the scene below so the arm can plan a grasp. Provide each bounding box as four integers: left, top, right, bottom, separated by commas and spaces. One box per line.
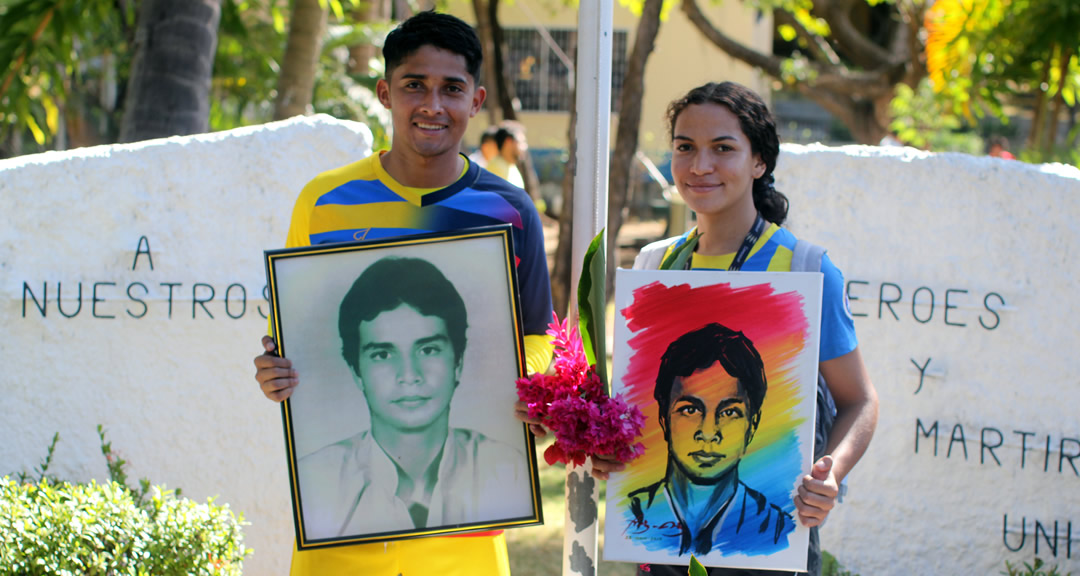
514, 400, 548, 437
588, 453, 626, 481
794, 455, 839, 527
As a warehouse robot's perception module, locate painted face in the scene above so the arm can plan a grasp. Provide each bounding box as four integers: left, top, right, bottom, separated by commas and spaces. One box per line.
663, 360, 756, 484
355, 304, 462, 434
376, 45, 486, 162
670, 103, 766, 219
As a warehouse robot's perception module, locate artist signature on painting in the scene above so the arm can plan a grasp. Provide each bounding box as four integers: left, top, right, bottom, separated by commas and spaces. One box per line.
623, 517, 684, 538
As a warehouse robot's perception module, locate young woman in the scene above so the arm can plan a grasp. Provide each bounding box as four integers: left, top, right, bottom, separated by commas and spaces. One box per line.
593, 82, 879, 576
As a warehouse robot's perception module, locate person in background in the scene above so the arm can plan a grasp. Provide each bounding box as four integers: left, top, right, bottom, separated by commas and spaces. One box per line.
987, 135, 1016, 160
469, 125, 499, 168
487, 122, 527, 189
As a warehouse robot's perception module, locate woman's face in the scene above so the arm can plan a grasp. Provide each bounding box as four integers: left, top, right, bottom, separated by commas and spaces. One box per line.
670, 103, 765, 219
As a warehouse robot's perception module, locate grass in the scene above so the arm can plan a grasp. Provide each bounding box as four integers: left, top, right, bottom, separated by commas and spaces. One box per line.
505, 437, 639, 576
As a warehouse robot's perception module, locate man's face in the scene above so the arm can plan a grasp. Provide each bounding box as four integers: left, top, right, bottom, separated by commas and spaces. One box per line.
354, 303, 462, 433
661, 360, 757, 484
376, 45, 486, 162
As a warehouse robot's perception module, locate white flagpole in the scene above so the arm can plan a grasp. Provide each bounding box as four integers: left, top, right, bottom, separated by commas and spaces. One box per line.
564, 1, 612, 575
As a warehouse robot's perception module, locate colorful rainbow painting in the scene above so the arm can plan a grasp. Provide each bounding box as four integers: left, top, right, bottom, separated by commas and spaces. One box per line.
603, 269, 822, 572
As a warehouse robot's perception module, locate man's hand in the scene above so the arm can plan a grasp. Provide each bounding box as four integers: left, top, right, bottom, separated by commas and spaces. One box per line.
794, 455, 839, 527
254, 336, 297, 402
588, 453, 626, 481
513, 401, 548, 438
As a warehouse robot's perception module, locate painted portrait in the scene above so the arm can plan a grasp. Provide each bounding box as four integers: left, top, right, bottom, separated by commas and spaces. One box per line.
265, 227, 542, 549
603, 269, 822, 571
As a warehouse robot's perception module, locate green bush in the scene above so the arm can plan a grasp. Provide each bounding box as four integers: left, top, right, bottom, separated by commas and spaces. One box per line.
0, 429, 249, 575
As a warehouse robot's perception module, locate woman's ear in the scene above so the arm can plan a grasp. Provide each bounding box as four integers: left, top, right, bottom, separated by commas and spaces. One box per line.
753, 155, 767, 180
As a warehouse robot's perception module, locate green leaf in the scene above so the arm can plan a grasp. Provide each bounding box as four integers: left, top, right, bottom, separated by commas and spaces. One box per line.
577, 229, 607, 386
659, 234, 698, 270
689, 555, 708, 576
24, 113, 44, 145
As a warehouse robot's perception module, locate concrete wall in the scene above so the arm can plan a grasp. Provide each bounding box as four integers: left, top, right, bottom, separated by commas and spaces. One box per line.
778, 146, 1080, 574
4, 117, 1079, 575
0, 115, 373, 576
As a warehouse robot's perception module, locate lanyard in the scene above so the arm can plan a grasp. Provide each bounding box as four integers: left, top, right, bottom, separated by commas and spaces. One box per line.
684, 212, 767, 271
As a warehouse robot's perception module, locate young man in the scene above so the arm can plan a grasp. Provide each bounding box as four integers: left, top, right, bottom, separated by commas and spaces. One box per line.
625, 323, 793, 557
299, 257, 531, 540
254, 11, 553, 575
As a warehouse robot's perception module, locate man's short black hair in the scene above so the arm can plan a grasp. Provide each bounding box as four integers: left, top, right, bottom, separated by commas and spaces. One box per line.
339, 256, 468, 375
494, 127, 514, 150
654, 323, 767, 426
383, 10, 483, 83
479, 126, 498, 144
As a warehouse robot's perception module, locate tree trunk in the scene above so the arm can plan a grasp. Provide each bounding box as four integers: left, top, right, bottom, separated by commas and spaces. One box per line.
472, 0, 500, 125
605, 0, 664, 297
552, 47, 578, 318
487, 0, 517, 121
348, 0, 391, 75
1046, 46, 1072, 151
1027, 59, 1051, 151
119, 0, 221, 142
273, 0, 327, 121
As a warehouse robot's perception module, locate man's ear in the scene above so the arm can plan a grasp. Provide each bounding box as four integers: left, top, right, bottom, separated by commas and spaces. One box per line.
470, 85, 487, 118
746, 412, 761, 445
351, 369, 364, 392
376, 78, 392, 109
453, 358, 463, 387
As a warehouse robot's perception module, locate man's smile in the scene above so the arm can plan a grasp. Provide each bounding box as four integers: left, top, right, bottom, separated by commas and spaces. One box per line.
414, 121, 447, 131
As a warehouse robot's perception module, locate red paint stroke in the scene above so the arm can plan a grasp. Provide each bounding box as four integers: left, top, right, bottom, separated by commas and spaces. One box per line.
620, 280, 808, 412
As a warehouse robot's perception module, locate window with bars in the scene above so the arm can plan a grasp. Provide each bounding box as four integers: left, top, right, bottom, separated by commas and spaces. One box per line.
502, 27, 628, 113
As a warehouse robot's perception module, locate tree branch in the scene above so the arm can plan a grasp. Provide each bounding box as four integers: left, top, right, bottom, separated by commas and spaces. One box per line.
683, 0, 892, 99
681, 0, 784, 77
824, 0, 897, 68
774, 8, 840, 67
0, 4, 58, 102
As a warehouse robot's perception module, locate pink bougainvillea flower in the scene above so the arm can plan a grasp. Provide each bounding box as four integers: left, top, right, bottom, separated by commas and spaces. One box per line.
516, 312, 645, 467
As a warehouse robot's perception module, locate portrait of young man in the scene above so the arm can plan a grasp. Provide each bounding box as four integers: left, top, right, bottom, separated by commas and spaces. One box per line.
253, 10, 554, 576
296, 256, 531, 541
626, 323, 794, 557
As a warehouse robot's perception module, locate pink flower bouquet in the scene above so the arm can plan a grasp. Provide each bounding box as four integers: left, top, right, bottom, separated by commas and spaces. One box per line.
516, 313, 645, 467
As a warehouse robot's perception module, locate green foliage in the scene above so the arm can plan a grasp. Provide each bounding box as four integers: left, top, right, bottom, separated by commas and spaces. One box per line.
577, 229, 607, 386
889, 80, 984, 154
822, 550, 860, 576
0, 0, 134, 153
1, 0, 393, 156
1001, 557, 1071, 576
925, 0, 1080, 130
0, 428, 249, 575
688, 555, 707, 576
659, 233, 698, 271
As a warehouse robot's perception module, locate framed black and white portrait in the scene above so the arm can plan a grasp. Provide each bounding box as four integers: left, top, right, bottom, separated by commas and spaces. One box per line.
265, 225, 543, 550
